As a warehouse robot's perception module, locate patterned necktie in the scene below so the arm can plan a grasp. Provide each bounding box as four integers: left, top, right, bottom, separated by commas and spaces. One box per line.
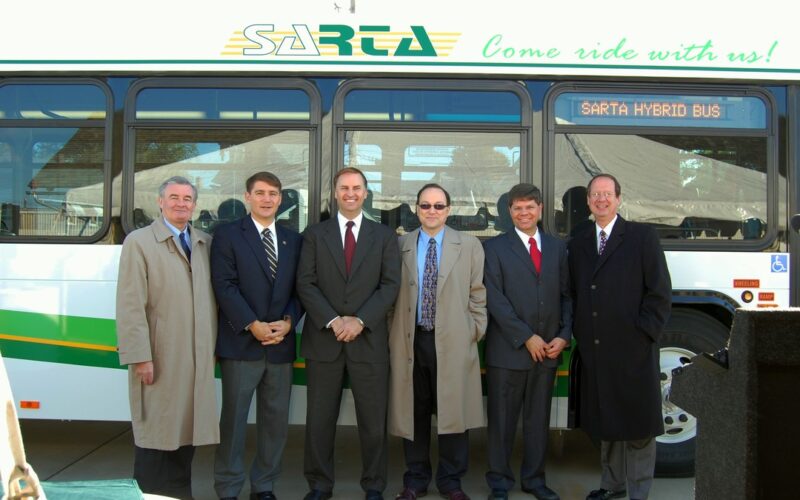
261, 228, 277, 279
344, 220, 356, 275
598, 229, 607, 255
529, 237, 541, 274
179, 231, 191, 262
420, 238, 438, 331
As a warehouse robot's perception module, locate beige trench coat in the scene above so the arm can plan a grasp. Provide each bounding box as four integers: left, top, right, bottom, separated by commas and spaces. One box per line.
116, 217, 219, 450
388, 227, 487, 439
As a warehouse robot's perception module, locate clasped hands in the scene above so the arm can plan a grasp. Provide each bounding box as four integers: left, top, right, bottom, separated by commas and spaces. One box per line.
249, 319, 291, 346
525, 334, 567, 362
330, 316, 364, 343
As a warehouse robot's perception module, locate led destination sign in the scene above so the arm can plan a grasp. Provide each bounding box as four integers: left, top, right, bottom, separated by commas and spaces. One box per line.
555, 93, 767, 129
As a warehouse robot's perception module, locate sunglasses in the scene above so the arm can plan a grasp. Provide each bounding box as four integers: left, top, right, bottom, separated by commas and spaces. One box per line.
418, 202, 449, 211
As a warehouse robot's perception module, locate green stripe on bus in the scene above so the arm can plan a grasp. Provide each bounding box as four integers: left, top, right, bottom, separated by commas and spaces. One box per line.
0, 309, 116, 347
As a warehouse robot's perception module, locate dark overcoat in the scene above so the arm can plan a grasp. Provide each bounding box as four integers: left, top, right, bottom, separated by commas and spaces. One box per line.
568, 216, 671, 441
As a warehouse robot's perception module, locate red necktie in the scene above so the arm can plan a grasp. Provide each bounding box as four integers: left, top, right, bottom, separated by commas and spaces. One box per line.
344, 220, 356, 275
529, 237, 541, 274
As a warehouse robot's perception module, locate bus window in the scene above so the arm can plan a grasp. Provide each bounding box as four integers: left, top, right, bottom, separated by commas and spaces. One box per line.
549, 88, 774, 244
0, 82, 110, 240
125, 80, 319, 235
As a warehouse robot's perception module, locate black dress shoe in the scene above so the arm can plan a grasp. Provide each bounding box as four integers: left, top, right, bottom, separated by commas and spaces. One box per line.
440, 489, 470, 500
366, 489, 384, 500
304, 490, 333, 500
220, 497, 237, 500
253, 491, 277, 500
395, 486, 427, 499
522, 484, 559, 500
488, 489, 508, 500
585, 489, 626, 500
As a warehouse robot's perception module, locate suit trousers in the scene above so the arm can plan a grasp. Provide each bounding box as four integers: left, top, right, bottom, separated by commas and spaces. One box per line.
133, 444, 195, 499
600, 437, 657, 499
214, 357, 292, 497
403, 329, 469, 494
485, 363, 556, 492
304, 350, 389, 493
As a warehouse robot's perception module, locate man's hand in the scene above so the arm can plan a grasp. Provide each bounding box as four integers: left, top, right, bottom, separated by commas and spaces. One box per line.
545, 337, 568, 359
134, 361, 154, 385
265, 319, 292, 345
524, 334, 547, 362
335, 316, 365, 343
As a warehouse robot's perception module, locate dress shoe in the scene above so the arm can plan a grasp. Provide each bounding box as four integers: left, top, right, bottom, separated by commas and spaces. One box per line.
522, 484, 560, 500
304, 490, 333, 500
366, 489, 384, 500
396, 486, 427, 499
585, 489, 626, 500
488, 489, 508, 500
220, 497, 237, 500
440, 489, 470, 500
253, 492, 277, 500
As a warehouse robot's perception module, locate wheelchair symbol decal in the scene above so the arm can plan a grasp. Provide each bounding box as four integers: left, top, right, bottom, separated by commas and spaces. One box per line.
771, 254, 788, 273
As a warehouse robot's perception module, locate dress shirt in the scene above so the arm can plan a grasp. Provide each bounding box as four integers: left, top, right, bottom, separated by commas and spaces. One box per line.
251, 216, 279, 260
595, 215, 618, 254
162, 218, 191, 256
514, 226, 541, 257
337, 211, 363, 246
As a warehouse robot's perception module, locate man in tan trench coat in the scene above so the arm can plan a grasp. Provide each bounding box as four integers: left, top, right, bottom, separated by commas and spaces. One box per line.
117, 176, 219, 499
388, 183, 487, 500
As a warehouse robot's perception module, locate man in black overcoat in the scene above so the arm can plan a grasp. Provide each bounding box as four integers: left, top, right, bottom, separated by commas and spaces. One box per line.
568, 174, 671, 500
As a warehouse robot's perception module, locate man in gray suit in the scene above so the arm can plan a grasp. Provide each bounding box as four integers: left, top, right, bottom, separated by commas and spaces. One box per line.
296, 167, 401, 500
483, 183, 572, 500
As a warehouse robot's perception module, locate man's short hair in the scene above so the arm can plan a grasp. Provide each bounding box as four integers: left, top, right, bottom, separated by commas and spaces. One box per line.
507, 183, 542, 206
334, 167, 368, 189
246, 171, 282, 193
159, 176, 197, 201
416, 183, 451, 206
587, 173, 622, 197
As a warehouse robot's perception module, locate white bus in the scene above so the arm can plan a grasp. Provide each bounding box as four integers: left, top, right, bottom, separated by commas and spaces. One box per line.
2, 0, 798, 477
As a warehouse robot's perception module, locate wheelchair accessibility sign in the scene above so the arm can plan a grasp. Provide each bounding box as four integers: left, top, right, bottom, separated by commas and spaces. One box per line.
771, 254, 788, 273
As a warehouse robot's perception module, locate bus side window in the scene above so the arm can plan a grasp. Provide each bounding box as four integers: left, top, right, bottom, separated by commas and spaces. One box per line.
0, 203, 19, 236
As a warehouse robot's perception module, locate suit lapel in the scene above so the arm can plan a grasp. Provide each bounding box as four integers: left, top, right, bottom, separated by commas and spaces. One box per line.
594, 217, 626, 274
437, 227, 461, 294
349, 218, 374, 278
540, 233, 556, 278
273, 224, 292, 285
241, 217, 273, 282
322, 218, 348, 280
401, 229, 420, 282
507, 230, 538, 276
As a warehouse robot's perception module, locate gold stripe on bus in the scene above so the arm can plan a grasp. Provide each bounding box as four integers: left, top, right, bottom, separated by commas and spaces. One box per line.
0, 333, 117, 352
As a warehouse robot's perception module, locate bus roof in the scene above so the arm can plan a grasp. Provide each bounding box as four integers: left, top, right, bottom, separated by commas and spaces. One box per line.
2, 0, 798, 81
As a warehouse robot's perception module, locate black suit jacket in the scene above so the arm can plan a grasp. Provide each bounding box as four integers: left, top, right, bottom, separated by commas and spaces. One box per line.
568, 216, 672, 440
483, 230, 572, 370
211, 217, 303, 363
296, 216, 401, 363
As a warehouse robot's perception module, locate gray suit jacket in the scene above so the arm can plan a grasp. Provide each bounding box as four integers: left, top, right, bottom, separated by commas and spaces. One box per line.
296, 216, 401, 363
483, 230, 572, 369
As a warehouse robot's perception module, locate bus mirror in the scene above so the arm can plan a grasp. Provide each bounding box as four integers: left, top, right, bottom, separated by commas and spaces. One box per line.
791, 214, 800, 233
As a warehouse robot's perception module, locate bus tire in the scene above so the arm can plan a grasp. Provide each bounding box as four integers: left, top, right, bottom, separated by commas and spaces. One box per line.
655, 308, 729, 478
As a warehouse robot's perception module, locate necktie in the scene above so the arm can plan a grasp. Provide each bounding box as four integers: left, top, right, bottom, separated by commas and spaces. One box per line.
179, 232, 191, 262
262, 228, 277, 279
599, 229, 607, 255
420, 238, 438, 331
529, 237, 541, 274
344, 220, 356, 275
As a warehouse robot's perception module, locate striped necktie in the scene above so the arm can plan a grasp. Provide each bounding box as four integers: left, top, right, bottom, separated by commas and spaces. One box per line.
262, 228, 277, 279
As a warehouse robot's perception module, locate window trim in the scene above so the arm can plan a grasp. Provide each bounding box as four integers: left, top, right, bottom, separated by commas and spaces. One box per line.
543, 82, 779, 251
122, 78, 322, 234
0, 78, 113, 243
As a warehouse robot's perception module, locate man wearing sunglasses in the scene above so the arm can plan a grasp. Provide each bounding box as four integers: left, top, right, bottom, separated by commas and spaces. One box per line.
388, 183, 487, 500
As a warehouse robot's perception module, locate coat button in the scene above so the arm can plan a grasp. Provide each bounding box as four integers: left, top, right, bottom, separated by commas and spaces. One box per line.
591, 285, 596, 290
592, 311, 598, 317
594, 339, 600, 345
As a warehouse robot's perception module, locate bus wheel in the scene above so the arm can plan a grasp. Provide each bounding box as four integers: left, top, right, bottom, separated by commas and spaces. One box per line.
655, 309, 729, 478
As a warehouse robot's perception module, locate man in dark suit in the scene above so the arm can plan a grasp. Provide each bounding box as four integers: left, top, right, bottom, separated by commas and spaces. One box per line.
211, 171, 304, 500
296, 167, 401, 500
483, 183, 572, 500
568, 174, 671, 500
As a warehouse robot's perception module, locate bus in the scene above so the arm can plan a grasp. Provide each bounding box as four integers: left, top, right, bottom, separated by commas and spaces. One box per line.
2, 0, 798, 477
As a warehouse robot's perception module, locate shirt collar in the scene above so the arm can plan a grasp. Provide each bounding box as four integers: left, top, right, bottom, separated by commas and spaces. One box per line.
514, 226, 540, 250
596, 215, 618, 238
337, 211, 363, 229
251, 215, 277, 237
162, 217, 189, 239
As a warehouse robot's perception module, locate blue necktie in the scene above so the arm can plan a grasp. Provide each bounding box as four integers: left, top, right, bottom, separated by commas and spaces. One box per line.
420, 238, 437, 331
179, 232, 191, 262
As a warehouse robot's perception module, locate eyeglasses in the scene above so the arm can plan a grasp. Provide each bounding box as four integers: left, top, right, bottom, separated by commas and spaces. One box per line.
418, 202, 449, 211
589, 191, 616, 200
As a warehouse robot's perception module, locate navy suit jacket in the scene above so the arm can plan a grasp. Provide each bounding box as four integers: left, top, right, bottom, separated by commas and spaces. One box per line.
483, 230, 572, 369
211, 216, 303, 363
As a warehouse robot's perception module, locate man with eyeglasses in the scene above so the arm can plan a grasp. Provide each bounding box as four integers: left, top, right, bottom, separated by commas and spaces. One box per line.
388, 183, 487, 500
483, 183, 571, 500
568, 174, 671, 500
